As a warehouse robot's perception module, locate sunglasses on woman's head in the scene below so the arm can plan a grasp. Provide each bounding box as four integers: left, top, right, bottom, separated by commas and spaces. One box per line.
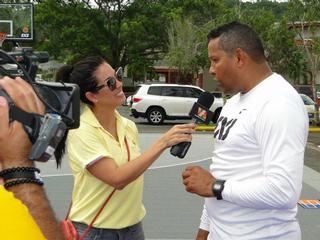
96, 67, 123, 92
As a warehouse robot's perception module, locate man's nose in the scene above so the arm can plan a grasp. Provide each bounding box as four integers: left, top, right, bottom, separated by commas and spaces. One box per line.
115, 78, 122, 89
209, 65, 216, 75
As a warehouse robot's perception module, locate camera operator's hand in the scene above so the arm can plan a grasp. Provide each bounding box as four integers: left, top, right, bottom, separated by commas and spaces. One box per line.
0, 77, 45, 169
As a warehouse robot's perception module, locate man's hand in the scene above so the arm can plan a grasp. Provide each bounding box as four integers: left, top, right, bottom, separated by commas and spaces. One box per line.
182, 166, 215, 197
0, 77, 44, 168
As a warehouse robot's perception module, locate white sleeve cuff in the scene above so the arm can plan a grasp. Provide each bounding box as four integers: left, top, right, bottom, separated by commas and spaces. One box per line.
222, 179, 232, 202
199, 204, 210, 231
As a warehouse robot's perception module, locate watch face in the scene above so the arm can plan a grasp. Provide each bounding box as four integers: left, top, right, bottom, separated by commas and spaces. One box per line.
213, 183, 221, 191
212, 180, 225, 200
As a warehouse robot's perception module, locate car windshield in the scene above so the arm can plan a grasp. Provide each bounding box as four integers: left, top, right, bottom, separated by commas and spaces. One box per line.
133, 85, 141, 95
211, 92, 223, 98
300, 94, 315, 105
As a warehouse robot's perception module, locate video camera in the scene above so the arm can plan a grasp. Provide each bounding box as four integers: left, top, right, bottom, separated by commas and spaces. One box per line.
0, 48, 80, 164
0, 3, 80, 165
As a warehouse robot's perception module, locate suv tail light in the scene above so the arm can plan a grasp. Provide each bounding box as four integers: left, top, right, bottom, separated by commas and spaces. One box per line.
133, 97, 142, 103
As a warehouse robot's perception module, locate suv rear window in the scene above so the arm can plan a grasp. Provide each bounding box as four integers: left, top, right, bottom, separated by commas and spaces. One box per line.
133, 86, 141, 95
162, 86, 184, 97
148, 86, 162, 96
147, 85, 203, 98
185, 87, 202, 98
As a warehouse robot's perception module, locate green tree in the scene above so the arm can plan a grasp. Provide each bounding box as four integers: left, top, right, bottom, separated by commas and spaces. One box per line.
242, 0, 288, 21
165, 18, 202, 83
175, 0, 225, 25
33, 0, 172, 81
164, 0, 231, 83
34, 0, 108, 62
221, 2, 310, 88
265, 20, 308, 85
286, 0, 320, 124
121, 0, 173, 81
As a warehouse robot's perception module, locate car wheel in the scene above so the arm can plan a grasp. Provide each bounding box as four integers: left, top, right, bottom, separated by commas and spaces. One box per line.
212, 108, 222, 123
147, 107, 165, 125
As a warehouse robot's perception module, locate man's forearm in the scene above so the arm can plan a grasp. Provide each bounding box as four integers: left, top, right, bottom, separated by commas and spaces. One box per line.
196, 228, 209, 240
7, 183, 64, 240
2, 160, 63, 239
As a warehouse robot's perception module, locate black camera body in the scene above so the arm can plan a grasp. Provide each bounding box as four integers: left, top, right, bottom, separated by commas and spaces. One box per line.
1, 47, 49, 81
0, 48, 80, 163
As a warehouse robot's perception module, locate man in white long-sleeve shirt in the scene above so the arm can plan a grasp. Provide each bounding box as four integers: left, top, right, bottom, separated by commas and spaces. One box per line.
182, 21, 309, 240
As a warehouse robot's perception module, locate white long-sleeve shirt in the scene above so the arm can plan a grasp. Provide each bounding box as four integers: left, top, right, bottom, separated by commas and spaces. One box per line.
201, 73, 309, 240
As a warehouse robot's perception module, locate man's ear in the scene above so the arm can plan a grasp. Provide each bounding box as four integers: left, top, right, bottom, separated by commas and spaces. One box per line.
85, 91, 98, 103
234, 48, 247, 67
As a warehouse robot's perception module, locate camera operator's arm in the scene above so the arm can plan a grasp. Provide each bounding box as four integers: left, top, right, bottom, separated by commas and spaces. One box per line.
0, 77, 64, 240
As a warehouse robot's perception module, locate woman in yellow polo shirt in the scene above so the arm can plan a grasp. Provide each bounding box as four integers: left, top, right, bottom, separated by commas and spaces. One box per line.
57, 56, 195, 239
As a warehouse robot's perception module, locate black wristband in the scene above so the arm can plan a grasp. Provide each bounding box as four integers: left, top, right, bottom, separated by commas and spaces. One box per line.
212, 179, 226, 200
0, 167, 41, 181
4, 178, 44, 189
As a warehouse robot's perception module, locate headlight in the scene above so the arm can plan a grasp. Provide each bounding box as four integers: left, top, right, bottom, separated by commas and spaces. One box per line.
308, 113, 315, 118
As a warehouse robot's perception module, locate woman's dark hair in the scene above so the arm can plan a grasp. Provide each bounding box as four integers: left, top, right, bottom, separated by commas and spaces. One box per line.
54, 56, 105, 167
55, 56, 105, 105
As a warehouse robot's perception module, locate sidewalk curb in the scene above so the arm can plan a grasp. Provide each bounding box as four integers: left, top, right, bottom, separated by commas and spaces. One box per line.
309, 128, 320, 133
196, 125, 215, 131
196, 125, 320, 133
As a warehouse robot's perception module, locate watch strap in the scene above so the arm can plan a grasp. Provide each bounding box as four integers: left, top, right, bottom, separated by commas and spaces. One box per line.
212, 179, 226, 200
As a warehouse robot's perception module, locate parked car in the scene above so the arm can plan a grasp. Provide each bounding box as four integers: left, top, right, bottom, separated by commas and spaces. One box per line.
211, 91, 224, 99
300, 93, 317, 122
123, 95, 133, 106
131, 84, 224, 125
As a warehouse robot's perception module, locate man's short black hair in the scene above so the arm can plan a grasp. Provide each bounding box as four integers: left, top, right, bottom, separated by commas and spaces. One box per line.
207, 21, 266, 62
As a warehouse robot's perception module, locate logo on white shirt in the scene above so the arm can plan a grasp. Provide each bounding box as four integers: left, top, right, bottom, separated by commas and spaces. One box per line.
214, 116, 237, 140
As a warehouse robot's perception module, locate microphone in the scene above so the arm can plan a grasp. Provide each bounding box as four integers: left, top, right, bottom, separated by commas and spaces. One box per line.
170, 91, 215, 158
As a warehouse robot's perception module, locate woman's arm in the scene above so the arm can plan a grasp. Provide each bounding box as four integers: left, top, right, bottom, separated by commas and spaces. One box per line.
87, 123, 196, 189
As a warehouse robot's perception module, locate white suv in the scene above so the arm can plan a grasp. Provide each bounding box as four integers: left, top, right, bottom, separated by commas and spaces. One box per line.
131, 84, 224, 125
300, 93, 317, 123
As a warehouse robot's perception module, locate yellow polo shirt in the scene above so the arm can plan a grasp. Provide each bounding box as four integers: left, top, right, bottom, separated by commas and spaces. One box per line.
67, 105, 146, 228
0, 186, 45, 239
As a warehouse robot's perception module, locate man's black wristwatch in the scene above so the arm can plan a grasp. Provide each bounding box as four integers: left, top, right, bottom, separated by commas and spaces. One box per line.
212, 179, 226, 200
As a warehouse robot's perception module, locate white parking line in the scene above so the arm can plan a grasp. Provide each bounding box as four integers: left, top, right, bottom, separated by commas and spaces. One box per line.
303, 165, 320, 192
148, 157, 211, 170
41, 157, 212, 178
306, 142, 320, 151
41, 158, 320, 192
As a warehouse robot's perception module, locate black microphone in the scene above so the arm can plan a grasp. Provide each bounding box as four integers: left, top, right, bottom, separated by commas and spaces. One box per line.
170, 91, 215, 158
